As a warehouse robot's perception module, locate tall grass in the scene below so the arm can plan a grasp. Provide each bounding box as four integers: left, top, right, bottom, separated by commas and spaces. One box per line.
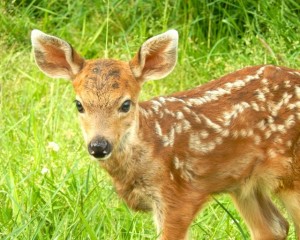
0, 0, 299, 239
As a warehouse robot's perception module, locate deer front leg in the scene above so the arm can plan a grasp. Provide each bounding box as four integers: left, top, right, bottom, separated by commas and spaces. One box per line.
154, 192, 208, 240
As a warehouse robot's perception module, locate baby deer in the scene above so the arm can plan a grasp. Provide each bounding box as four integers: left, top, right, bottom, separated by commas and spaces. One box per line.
31, 29, 300, 240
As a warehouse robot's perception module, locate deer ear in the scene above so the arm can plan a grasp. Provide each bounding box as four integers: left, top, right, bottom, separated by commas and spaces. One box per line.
31, 29, 84, 80
129, 30, 178, 83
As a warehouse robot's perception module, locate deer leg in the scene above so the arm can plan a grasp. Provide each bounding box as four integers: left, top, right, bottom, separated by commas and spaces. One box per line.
155, 193, 208, 240
230, 189, 289, 240
159, 205, 198, 240
278, 181, 300, 240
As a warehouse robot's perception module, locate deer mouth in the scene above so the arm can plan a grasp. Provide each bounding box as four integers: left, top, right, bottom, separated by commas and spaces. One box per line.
91, 151, 112, 161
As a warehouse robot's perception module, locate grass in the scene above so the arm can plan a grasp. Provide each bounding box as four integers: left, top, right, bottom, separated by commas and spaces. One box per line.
0, 0, 300, 239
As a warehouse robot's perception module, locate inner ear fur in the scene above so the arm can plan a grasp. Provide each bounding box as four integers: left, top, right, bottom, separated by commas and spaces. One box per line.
129, 29, 178, 83
31, 29, 84, 80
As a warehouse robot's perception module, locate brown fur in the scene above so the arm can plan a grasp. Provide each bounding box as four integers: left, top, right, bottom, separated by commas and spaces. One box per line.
31, 29, 300, 240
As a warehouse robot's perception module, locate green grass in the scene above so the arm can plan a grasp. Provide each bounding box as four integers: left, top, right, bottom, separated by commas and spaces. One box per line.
0, 0, 300, 239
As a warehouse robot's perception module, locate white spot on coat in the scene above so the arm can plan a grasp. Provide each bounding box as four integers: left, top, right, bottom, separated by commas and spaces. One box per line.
189, 133, 202, 151
254, 135, 261, 145
200, 130, 209, 139
262, 78, 269, 85
176, 111, 184, 120
170, 172, 174, 181
162, 127, 175, 147
295, 86, 300, 99
285, 115, 295, 129
155, 121, 162, 136
255, 89, 266, 102
200, 114, 222, 133
182, 119, 191, 131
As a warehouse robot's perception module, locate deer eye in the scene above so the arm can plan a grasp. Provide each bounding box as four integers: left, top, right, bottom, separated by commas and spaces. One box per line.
119, 100, 131, 113
74, 100, 84, 113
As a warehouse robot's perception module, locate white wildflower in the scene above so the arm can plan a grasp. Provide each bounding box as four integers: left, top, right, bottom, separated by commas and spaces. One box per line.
47, 141, 59, 152
41, 167, 49, 175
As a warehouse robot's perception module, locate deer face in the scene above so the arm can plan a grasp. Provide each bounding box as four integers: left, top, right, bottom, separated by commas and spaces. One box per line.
31, 29, 178, 160
72, 59, 141, 159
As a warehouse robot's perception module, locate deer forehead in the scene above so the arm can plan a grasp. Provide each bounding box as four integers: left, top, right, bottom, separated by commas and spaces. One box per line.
72, 59, 141, 106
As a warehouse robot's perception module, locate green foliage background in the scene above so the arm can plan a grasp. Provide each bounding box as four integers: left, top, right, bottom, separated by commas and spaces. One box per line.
0, 0, 299, 239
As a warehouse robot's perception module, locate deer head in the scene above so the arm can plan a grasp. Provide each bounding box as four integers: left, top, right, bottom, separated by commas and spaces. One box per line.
31, 29, 178, 160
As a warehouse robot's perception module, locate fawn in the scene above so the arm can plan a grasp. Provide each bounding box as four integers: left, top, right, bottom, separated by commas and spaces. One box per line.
31, 29, 300, 240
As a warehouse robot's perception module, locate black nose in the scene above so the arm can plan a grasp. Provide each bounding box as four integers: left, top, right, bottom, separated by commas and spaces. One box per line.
88, 137, 112, 159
